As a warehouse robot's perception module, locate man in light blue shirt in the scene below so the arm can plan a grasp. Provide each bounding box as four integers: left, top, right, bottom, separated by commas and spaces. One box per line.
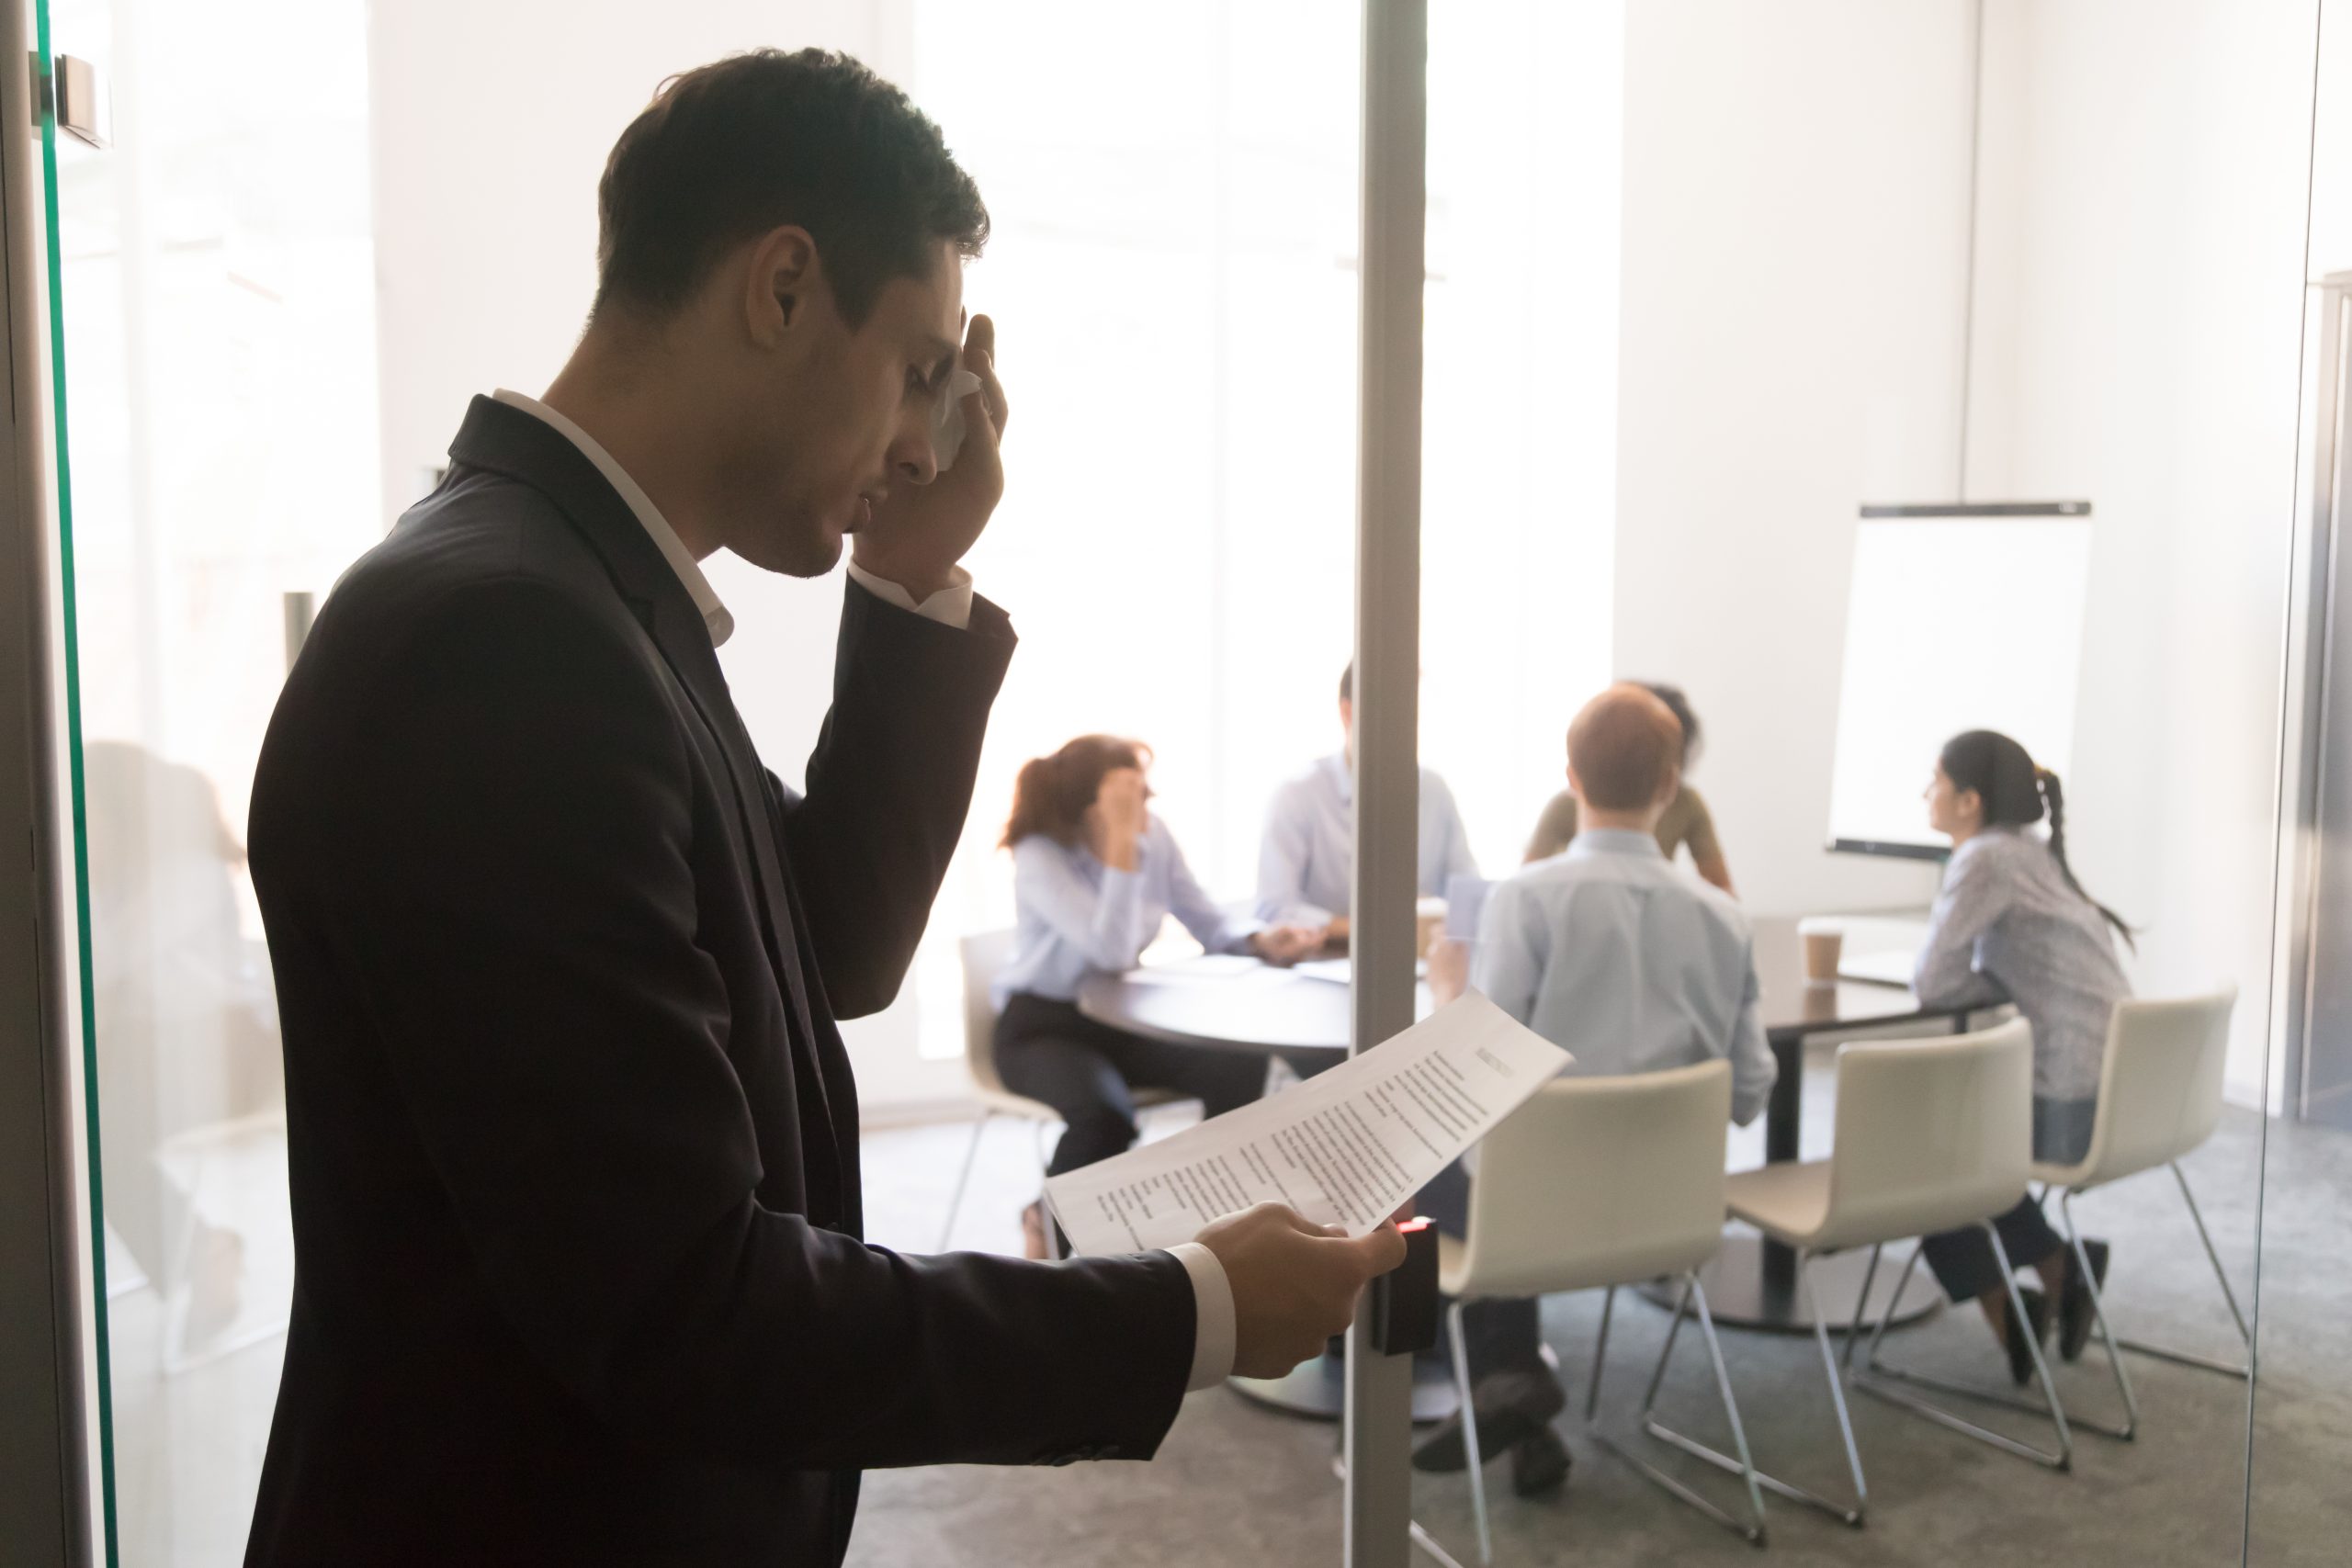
1414, 683, 1773, 1497
1256, 663, 1479, 933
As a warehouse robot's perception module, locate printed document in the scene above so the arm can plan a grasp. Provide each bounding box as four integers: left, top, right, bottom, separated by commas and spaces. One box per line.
1045, 991, 1571, 1255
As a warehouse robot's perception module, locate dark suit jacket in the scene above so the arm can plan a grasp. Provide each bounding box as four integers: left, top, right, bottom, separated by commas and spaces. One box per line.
242, 397, 1195, 1567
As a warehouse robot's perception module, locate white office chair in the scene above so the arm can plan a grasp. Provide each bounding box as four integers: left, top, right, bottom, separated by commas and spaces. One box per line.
1435, 1059, 1765, 1562
1651, 1021, 2065, 1529
2025, 987, 2245, 1440
938, 931, 1191, 1251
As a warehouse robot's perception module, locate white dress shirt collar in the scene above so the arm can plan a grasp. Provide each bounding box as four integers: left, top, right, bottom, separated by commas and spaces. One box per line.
1567, 826, 1667, 861
492, 389, 736, 648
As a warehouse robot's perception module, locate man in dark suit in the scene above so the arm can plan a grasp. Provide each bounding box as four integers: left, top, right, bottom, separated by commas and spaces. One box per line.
243, 50, 1401, 1567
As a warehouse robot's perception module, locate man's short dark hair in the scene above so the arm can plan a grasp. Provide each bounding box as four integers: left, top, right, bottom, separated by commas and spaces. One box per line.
1339, 663, 1352, 705
594, 49, 989, 328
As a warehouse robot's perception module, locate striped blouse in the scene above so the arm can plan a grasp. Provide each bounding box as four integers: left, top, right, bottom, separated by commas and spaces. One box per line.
1912, 826, 2132, 1102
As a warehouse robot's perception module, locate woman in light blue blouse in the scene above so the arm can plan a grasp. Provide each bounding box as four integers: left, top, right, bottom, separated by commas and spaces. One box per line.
994, 735, 1321, 1256
1914, 729, 2133, 1383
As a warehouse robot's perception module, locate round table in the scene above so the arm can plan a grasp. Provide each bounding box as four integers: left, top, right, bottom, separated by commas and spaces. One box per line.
1076, 959, 1457, 1422
1075, 955, 1421, 1059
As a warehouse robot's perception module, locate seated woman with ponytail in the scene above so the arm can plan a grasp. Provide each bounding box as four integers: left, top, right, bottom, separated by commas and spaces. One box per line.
993, 735, 1324, 1257
1914, 728, 2134, 1382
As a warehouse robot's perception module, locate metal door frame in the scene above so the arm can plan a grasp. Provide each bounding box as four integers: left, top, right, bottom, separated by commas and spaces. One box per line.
0, 4, 99, 1565
1341, 4, 1425, 1566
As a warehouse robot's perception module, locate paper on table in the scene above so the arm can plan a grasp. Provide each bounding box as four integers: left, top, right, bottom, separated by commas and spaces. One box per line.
1044, 991, 1572, 1255
1291, 956, 1429, 987
1292, 957, 1353, 986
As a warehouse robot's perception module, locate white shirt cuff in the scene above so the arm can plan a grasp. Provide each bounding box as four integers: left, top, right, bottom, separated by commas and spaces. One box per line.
1166, 1241, 1236, 1393
845, 559, 976, 628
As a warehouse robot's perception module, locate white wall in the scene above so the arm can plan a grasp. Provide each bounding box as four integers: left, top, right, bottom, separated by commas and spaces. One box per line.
1964, 0, 2317, 1105
1615, 0, 2318, 1105
1614, 0, 1973, 918
367, 1, 970, 1110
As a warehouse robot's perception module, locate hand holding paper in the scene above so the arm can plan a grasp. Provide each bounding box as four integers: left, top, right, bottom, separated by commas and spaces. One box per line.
1193, 1202, 1408, 1377
1046, 991, 1572, 1256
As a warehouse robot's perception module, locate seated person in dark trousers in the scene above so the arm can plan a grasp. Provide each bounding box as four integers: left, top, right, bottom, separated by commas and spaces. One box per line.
1914, 729, 2132, 1382
993, 735, 1321, 1255
1415, 684, 1775, 1497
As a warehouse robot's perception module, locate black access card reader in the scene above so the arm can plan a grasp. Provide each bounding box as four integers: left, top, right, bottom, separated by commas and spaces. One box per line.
1368, 1217, 1440, 1358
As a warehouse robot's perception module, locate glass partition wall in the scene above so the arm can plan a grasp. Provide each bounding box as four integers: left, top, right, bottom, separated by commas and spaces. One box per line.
2253, 4, 2352, 1561
35, 0, 380, 1561
13, 2, 2350, 1566
1399, 1, 2317, 1562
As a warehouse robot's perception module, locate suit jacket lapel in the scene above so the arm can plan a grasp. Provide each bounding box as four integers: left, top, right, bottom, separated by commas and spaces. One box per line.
445, 398, 845, 1213
641, 599, 848, 1220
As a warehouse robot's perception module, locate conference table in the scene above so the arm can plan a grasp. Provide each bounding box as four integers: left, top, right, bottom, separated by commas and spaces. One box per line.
1074, 915, 1987, 1411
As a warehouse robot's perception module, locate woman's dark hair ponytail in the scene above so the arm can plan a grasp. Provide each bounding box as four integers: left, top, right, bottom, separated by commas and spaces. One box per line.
2032, 767, 2134, 952
1001, 734, 1151, 849
1939, 728, 2135, 952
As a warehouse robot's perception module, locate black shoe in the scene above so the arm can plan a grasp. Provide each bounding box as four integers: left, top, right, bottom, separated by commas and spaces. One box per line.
1510, 1427, 1572, 1498
2003, 1287, 2052, 1386
1411, 1370, 1568, 1473
2060, 1239, 2110, 1362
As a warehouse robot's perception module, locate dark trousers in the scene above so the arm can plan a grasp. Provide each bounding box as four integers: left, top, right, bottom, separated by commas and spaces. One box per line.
1919, 1094, 2100, 1302
1919, 1194, 2067, 1301
994, 993, 1271, 1177
1418, 1158, 1551, 1384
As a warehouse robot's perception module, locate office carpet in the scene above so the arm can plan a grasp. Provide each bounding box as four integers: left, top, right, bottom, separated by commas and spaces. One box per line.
846, 1055, 2348, 1568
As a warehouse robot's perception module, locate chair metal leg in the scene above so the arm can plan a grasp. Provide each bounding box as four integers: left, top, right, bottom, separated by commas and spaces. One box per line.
1645, 1250, 1865, 1528
1841, 1243, 1884, 1369
2056, 1188, 2140, 1439
1445, 1301, 1492, 1567
1636, 1276, 1688, 1416
1577, 1276, 1767, 1545
1853, 1225, 2075, 1469
1857, 1240, 1926, 1377
1690, 1278, 1770, 1543
1584, 1285, 1615, 1423
1329, 1455, 1475, 1568
1802, 1251, 1872, 1517
2177, 1162, 2253, 1345
936, 1110, 994, 1252
2111, 1162, 2252, 1379
1408, 1519, 1472, 1568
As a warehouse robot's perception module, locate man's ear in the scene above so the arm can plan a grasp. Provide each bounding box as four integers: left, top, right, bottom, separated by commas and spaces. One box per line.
1657, 762, 1683, 811
743, 225, 820, 345
1566, 762, 1585, 804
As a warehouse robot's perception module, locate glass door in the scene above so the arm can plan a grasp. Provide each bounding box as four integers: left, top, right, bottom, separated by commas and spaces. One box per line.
35, 0, 383, 1561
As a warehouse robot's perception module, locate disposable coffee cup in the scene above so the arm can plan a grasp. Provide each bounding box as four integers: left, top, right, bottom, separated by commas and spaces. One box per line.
1799, 919, 1844, 984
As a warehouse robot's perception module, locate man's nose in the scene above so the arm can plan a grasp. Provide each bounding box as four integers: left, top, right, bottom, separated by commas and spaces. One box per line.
895, 432, 939, 487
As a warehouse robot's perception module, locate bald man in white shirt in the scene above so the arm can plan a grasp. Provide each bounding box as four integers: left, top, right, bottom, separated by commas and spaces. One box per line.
1414, 683, 1773, 1498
